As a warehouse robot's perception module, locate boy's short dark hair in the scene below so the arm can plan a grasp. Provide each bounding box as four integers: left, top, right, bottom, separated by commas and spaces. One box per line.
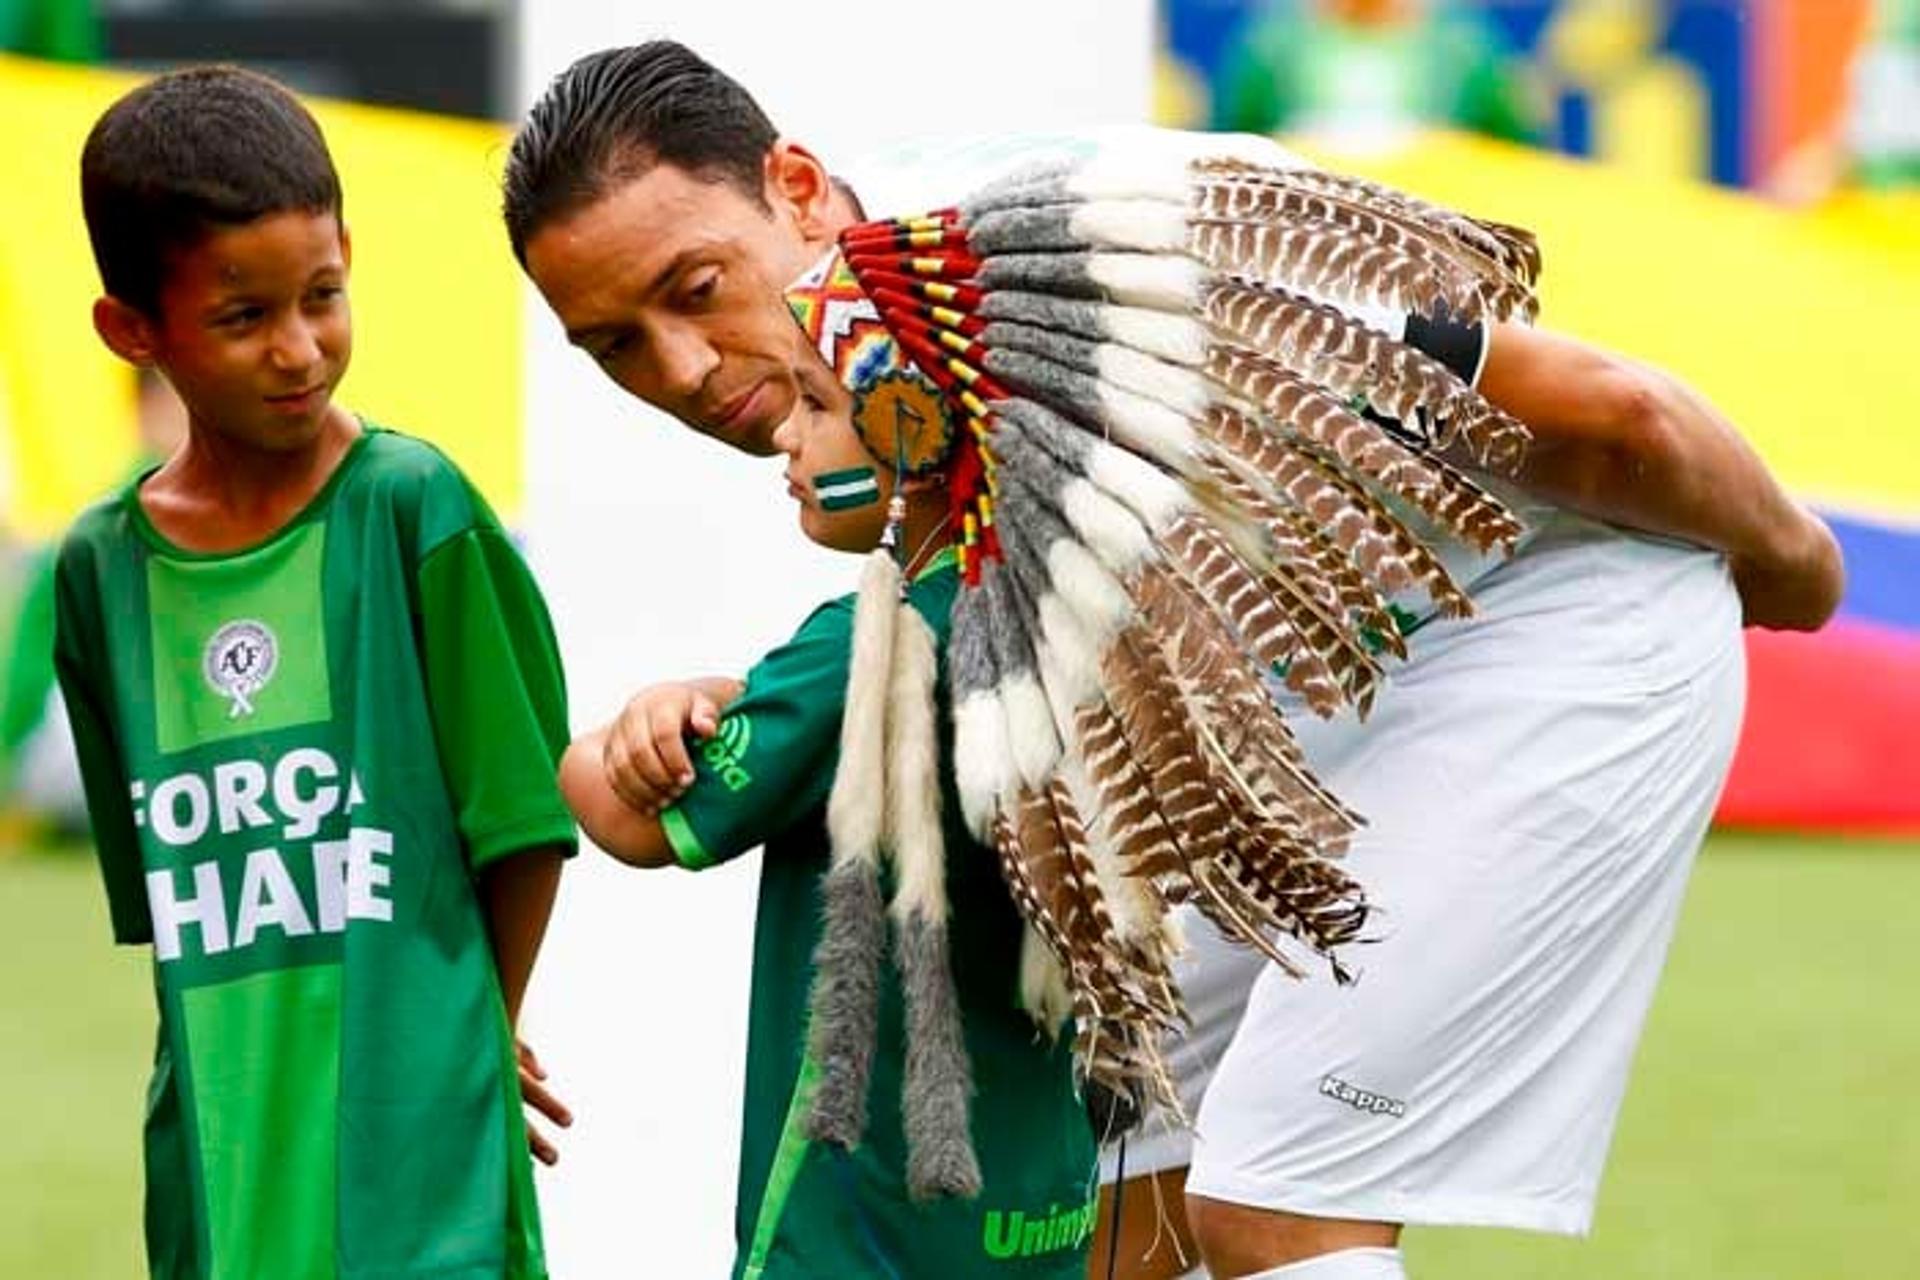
81, 65, 343, 315
502, 40, 778, 265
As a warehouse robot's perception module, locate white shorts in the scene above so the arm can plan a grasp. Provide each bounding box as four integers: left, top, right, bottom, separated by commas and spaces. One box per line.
1103, 518, 1746, 1236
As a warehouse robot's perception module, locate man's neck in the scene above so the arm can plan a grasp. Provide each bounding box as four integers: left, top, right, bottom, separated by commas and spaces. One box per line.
821, 178, 865, 241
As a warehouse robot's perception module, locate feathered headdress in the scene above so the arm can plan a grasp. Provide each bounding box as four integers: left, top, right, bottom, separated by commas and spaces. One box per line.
784, 137, 1541, 1199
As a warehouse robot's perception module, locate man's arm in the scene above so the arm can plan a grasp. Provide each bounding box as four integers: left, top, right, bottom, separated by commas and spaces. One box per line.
1479, 323, 1845, 631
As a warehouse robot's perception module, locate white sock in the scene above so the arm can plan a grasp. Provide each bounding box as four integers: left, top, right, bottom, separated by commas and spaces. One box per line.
1241, 1246, 1406, 1279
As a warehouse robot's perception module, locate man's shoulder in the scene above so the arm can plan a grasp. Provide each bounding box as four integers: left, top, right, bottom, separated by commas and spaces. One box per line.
838, 126, 1304, 215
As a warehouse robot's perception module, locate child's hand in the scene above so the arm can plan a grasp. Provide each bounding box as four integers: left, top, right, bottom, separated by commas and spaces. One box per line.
602, 681, 728, 814
517, 1038, 572, 1167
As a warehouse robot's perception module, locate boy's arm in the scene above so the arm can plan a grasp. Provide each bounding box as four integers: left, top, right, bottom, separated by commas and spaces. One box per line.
1479, 323, 1845, 631
52, 542, 151, 944
570, 603, 853, 874
481, 845, 566, 1025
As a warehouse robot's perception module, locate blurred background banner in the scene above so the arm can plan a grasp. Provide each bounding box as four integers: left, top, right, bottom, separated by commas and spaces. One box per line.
1158, 0, 1902, 193
0, 53, 523, 537
1157, 2, 1920, 832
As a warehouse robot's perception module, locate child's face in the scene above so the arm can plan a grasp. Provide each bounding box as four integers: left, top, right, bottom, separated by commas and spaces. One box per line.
134, 211, 352, 453
771, 353, 900, 555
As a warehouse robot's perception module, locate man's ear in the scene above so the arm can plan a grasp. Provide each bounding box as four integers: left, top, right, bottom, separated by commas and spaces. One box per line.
92, 296, 159, 367
764, 139, 842, 243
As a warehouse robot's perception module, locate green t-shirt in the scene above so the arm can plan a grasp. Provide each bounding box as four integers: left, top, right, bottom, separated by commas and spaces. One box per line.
662, 550, 1098, 1280
53, 428, 576, 1280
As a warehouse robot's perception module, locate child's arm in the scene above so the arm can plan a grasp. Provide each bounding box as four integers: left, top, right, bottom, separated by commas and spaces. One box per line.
482, 845, 571, 1167
602, 676, 742, 812
481, 844, 565, 1026
561, 678, 741, 867
561, 728, 675, 867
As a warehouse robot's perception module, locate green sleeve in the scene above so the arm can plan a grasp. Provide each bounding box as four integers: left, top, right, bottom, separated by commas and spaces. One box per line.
52, 541, 150, 945
417, 526, 577, 870
660, 602, 854, 872
0, 546, 59, 760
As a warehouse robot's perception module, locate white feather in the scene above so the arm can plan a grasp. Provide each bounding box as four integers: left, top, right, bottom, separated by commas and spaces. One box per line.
1069, 199, 1189, 254
1093, 385, 1202, 477
1084, 252, 1203, 309
1018, 924, 1074, 1035
825, 550, 897, 871
884, 603, 947, 924
1066, 143, 1194, 203
1002, 671, 1063, 789
1095, 344, 1211, 417
1046, 538, 1132, 641
1191, 132, 1315, 171
1098, 306, 1208, 367
1036, 592, 1106, 711
1060, 478, 1154, 574
1058, 751, 1156, 951
953, 689, 1017, 840
1032, 637, 1087, 745
1085, 439, 1192, 533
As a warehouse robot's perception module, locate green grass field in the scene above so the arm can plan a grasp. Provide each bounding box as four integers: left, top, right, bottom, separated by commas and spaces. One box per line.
5, 835, 1916, 1278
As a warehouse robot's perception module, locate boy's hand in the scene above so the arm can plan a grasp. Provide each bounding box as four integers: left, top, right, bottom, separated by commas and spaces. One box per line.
518, 1038, 572, 1167
602, 680, 733, 814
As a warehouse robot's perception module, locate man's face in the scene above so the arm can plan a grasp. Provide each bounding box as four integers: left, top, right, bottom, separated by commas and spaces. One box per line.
524, 163, 822, 457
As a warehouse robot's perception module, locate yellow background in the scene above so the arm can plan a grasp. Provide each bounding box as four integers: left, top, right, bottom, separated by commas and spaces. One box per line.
1318, 133, 1920, 518
0, 55, 522, 535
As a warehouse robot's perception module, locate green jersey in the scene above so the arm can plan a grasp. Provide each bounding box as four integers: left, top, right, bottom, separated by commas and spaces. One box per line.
661, 550, 1098, 1280
53, 428, 576, 1280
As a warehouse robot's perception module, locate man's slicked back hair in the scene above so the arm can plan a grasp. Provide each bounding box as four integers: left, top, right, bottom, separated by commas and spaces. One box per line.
81, 65, 342, 315
502, 41, 778, 264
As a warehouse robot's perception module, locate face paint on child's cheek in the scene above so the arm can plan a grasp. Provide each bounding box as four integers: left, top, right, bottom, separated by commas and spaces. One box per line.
812, 467, 881, 512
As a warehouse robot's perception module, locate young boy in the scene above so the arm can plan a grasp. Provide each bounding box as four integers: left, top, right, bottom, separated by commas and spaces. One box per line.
560, 350, 1098, 1275
60, 66, 575, 1278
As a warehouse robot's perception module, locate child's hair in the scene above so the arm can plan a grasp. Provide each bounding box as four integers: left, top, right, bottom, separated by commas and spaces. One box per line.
80, 65, 343, 316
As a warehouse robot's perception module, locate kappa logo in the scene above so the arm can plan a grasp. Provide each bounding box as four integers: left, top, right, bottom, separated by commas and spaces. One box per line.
1320, 1074, 1407, 1119
203, 620, 279, 719
702, 715, 754, 792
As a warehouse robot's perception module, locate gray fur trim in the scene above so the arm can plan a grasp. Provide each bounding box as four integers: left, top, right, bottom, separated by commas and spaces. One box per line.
988, 498, 1054, 623
803, 861, 887, 1149
995, 399, 1094, 469
977, 253, 1104, 300
979, 321, 1101, 377
978, 291, 1107, 343
998, 471, 1077, 552
896, 915, 984, 1200
966, 206, 1086, 256
994, 397, 1097, 471
959, 162, 1077, 217
982, 349, 1104, 424
980, 559, 1040, 680
949, 588, 1000, 699
992, 431, 1079, 505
